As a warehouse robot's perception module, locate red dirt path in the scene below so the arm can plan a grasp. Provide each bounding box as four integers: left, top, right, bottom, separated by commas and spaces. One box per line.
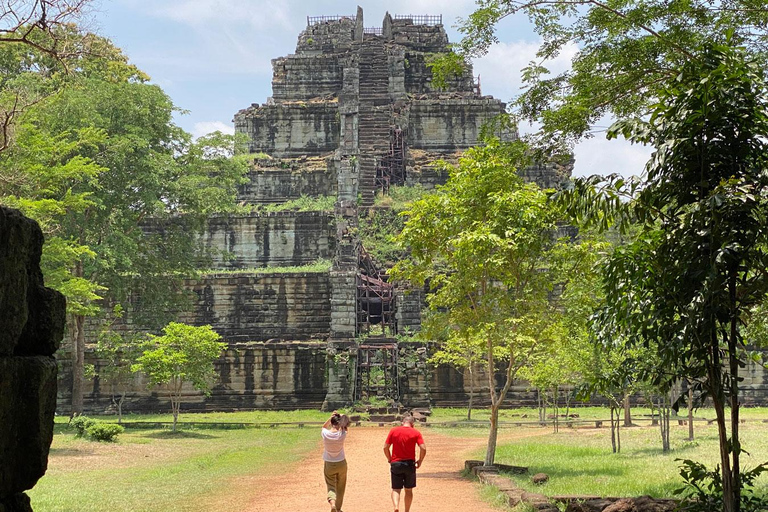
238, 426, 513, 512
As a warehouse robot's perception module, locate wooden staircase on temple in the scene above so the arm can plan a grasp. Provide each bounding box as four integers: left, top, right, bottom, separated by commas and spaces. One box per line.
358, 39, 391, 207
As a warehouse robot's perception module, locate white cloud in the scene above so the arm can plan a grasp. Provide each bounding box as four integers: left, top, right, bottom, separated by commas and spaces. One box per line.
141, 0, 292, 30
572, 135, 653, 178
472, 39, 579, 100
193, 121, 235, 139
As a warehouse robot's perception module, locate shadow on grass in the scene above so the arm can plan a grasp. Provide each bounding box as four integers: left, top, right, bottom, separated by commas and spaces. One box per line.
502, 464, 631, 479
142, 430, 219, 440
49, 446, 96, 457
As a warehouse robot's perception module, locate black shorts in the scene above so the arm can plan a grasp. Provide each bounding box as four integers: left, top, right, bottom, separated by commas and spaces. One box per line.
390, 460, 416, 489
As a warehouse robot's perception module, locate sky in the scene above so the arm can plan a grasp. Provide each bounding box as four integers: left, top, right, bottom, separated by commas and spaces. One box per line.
88, 0, 652, 177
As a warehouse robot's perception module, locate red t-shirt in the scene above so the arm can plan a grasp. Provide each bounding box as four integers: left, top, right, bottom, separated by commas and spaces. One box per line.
385, 426, 424, 462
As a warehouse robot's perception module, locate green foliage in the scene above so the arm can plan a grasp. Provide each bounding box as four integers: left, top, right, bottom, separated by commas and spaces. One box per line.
199, 259, 332, 275
94, 305, 143, 422
133, 323, 225, 392
359, 208, 405, 267
85, 422, 124, 442
259, 195, 336, 213
453, 0, 768, 153
392, 139, 567, 465
675, 459, 768, 512
132, 323, 226, 432
70, 416, 98, 438
557, 42, 768, 510
426, 52, 467, 91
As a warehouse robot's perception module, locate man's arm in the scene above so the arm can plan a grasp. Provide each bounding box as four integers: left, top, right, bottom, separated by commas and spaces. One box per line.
415, 443, 426, 468
383, 443, 392, 463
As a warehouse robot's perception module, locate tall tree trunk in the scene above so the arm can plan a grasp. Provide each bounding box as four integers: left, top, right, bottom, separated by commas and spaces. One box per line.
467, 366, 474, 421
623, 393, 632, 427
728, 270, 741, 511
484, 404, 499, 466
658, 395, 670, 452
610, 406, 617, 453
709, 329, 735, 512
117, 390, 125, 425
553, 386, 559, 433
71, 313, 86, 415
687, 385, 694, 441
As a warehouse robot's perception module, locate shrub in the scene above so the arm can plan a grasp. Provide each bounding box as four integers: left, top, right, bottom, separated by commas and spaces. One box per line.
85, 422, 124, 442
70, 416, 97, 437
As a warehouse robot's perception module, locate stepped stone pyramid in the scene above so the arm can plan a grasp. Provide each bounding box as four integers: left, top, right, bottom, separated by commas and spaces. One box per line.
75, 8, 715, 413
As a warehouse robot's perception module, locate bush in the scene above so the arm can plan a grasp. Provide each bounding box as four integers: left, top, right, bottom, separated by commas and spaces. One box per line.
85, 422, 124, 442
69, 416, 97, 437
69, 415, 124, 442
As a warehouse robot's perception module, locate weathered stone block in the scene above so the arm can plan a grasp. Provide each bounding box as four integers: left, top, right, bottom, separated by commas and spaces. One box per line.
0, 208, 40, 356
0, 356, 57, 496
0, 493, 33, 512
17, 286, 66, 357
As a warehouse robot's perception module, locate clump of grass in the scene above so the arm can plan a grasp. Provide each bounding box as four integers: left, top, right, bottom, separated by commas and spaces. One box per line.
261, 195, 336, 213
373, 184, 426, 211
200, 259, 332, 275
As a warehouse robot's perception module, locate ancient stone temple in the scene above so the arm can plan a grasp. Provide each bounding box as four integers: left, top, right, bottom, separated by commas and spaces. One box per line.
66, 9, 768, 413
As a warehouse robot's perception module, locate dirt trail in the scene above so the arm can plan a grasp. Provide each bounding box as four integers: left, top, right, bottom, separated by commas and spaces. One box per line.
237, 426, 514, 512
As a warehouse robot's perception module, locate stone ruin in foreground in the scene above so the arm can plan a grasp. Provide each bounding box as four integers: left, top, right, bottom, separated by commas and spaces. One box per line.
64, 8, 768, 413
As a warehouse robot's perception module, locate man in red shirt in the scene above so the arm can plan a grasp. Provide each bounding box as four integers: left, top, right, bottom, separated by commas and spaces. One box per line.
383, 415, 427, 512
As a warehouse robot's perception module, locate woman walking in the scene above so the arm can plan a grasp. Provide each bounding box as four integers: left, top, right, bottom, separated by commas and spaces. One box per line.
322, 411, 350, 512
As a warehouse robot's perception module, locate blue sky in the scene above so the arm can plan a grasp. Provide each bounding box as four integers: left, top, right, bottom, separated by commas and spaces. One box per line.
89, 0, 651, 177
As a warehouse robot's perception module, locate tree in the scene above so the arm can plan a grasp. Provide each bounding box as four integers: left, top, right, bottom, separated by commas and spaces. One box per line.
132, 322, 226, 432
94, 305, 141, 424
0, 35, 249, 414
0, 1, 98, 153
423, 310, 485, 420
451, 0, 768, 153
562, 42, 768, 512
392, 139, 564, 466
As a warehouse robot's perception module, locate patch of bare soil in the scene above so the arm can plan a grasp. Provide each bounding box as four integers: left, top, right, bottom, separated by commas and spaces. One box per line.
46, 435, 204, 472
215, 426, 545, 512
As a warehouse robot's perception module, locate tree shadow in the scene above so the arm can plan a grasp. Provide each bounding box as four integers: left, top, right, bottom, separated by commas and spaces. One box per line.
141, 430, 219, 440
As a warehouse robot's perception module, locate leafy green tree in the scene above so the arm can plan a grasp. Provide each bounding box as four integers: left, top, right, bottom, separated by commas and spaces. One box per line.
0, 0, 97, 153
561, 42, 768, 512
451, 0, 768, 153
0, 34, 249, 414
132, 322, 226, 432
94, 305, 142, 424
393, 140, 564, 466
423, 311, 485, 420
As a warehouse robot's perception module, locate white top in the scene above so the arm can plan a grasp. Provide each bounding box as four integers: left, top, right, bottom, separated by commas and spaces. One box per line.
321, 428, 347, 462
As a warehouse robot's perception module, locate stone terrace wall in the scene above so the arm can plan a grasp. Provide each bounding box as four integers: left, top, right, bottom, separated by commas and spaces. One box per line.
180, 272, 331, 342
201, 212, 335, 268
271, 54, 347, 101
408, 98, 507, 151
234, 103, 340, 157
403, 52, 475, 95
238, 164, 337, 203
390, 19, 449, 52
741, 354, 768, 405
60, 342, 328, 413
297, 17, 357, 54
0, 207, 66, 512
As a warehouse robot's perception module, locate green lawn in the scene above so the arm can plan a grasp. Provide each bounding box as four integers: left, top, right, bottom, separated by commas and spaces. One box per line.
33, 408, 768, 511
31, 417, 321, 512
483, 422, 768, 499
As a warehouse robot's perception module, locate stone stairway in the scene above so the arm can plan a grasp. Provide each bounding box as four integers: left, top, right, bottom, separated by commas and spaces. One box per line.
358, 39, 391, 207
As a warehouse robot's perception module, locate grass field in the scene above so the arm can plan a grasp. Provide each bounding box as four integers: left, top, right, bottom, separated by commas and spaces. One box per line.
428, 409, 768, 501
32, 412, 325, 512
32, 408, 768, 511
